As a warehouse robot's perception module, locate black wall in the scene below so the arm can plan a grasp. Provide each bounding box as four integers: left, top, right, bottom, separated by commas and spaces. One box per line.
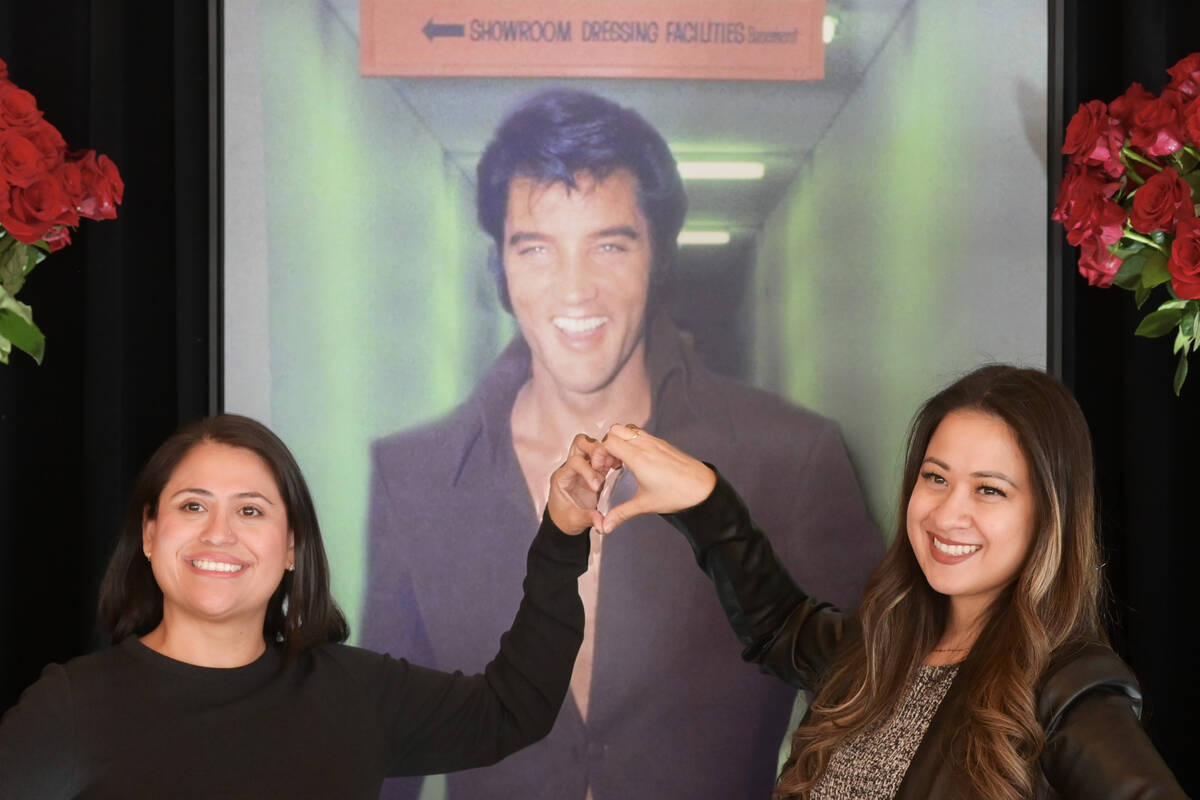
0, 0, 215, 707
1056, 1, 1200, 792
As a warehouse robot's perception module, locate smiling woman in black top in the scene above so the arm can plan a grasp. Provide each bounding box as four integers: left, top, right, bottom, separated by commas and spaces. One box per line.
0, 414, 606, 798
583, 365, 1186, 799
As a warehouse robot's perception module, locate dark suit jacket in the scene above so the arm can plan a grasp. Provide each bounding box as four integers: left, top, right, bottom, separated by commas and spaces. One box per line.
666, 472, 1189, 799
362, 315, 882, 799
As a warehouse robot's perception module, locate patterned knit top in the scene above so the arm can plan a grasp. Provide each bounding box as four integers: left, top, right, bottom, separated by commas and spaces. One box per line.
810, 664, 959, 800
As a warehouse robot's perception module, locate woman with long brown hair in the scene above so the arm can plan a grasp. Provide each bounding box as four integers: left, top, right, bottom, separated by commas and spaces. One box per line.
582, 365, 1185, 798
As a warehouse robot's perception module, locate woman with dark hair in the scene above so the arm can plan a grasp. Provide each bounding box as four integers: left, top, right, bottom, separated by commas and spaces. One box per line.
580, 365, 1185, 798
0, 415, 607, 798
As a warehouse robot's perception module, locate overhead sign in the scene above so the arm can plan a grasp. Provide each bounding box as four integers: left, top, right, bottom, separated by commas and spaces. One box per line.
361, 1, 824, 81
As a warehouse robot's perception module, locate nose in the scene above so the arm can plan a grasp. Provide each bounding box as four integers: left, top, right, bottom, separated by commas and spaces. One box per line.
199, 511, 237, 546
928, 485, 972, 532
558, 248, 599, 304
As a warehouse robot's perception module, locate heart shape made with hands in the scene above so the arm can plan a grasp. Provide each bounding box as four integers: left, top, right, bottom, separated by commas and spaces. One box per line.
548, 425, 717, 535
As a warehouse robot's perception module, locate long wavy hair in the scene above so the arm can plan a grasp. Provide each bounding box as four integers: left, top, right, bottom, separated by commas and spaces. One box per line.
98, 414, 349, 658
776, 365, 1106, 799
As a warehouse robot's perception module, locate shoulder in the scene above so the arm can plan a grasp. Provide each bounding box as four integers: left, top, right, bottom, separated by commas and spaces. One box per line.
1038, 642, 1141, 734
1, 647, 133, 746
372, 403, 479, 470
1036, 643, 1188, 796
670, 362, 843, 455
299, 642, 398, 677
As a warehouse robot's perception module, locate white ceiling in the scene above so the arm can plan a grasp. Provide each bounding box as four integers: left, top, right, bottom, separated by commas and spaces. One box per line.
327, 0, 912, 239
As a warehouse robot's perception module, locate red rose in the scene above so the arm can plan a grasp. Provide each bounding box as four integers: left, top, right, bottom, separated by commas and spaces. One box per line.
71, 150, 124, 220
57, 159, 84, 206
0, 82, 43, 129
1110, 82, 1155, 128
1131, 90, 1186, 156
1077, 234, 1123, 288
0, 58, 7, 81
1184, 96, 1200, 146
0, 173, 76, 243
1169, 216, 1200, 299
1052, 164, 1126, 247
1063, 100, 1124, 176
41, 224, 71, 252
24, 119, 66, 171
1130, 167, 1195, 235
0, 129, 47, 187
1167, 53, 1200, 100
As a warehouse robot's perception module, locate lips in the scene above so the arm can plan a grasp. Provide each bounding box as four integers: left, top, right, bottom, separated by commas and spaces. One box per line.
928, 532, 982, 565
186, 554, 247, 576
553, 315, 607, 335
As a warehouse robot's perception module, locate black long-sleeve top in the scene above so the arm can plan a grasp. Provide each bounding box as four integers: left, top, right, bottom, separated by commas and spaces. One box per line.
0, 513, 588, 799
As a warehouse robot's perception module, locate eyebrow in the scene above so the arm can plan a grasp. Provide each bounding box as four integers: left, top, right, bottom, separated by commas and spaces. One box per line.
591, 225, 640, 240
170, 488, 276, 504
508, 231, 547, 246
507, 226, 642, 247
921, 458, 1020, 488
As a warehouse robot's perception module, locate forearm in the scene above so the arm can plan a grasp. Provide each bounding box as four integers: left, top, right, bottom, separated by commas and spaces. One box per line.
385, 512, 588, 776
662, 469, 832, 688
482, 510, 589, 748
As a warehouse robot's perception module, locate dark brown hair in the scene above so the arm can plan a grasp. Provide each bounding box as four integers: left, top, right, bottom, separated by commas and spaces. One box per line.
98, 414, 349, 658
777, 365, 1105, 799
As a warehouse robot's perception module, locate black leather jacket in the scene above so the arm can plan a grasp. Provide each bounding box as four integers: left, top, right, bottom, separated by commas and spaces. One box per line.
663, 472, 1189, 799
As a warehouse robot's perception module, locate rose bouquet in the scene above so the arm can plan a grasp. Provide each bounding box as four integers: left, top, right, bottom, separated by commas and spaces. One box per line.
0, 56, 124, 365
1053, 52, 1200, 395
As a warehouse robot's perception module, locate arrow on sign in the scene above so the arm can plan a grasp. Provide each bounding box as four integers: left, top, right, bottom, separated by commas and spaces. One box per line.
423, 19, 465, 41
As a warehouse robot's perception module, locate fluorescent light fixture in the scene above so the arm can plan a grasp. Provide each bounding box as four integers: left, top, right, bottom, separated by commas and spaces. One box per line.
678, 230, 731, 246
676, 161, 765, 180
823, 14, 838, 44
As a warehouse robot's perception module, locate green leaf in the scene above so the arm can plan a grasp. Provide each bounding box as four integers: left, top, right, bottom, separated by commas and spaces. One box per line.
1110, 240, 1146, 261
1184, 168, 1200, 197
1135, 306, 1185, 337
1151, 229, 1167, 245
1113, 249, 1149, 290
0, 333, 9, 365
1141, 249, 1171, 288
22, 245, 44, 282
1175, 328, 1189, 354
1174, 353, 1189, 396
0, 287, 45, 364
0, 241, 27, 296
1135, 283, 1153, 309
1182, 303, 1200, 338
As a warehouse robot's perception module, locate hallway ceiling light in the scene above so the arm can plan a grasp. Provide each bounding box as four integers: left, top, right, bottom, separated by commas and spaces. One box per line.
676, 161, 765, 180
823, 15, 838, 44
678, 230, 732, 246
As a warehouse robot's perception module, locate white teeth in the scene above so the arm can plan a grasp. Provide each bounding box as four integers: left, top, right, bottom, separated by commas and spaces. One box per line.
553, 316, 607, 333
191, 559, 244, 573
932, 538, 982, 557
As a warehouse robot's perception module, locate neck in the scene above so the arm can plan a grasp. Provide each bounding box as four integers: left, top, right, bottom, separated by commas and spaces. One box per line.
514, 344, 653, 447
510, 343, 652, 515
928, 595, 992, 663
141, 610, 268, 668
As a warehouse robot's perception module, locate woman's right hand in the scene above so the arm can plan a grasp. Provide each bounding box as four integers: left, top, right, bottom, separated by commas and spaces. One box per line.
595, 424, 717, 535
546, 433, 622, 535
